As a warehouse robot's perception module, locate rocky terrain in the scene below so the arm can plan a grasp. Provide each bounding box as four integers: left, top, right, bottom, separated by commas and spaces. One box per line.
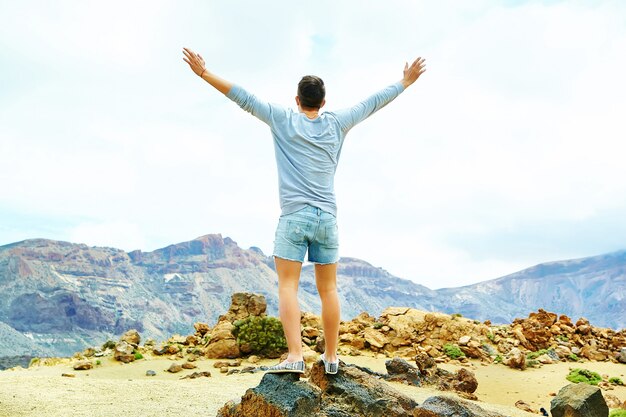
0, 235, 624, 358
13, 292, 625, 417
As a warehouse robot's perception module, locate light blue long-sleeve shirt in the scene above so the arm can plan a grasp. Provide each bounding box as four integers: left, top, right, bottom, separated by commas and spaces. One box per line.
226, 82, 405, 217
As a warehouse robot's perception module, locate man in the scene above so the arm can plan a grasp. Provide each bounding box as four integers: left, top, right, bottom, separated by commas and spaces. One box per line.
183, 47, 426, 374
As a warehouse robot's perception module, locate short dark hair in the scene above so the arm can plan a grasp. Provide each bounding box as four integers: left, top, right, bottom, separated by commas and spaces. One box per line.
298, 75, 325, 109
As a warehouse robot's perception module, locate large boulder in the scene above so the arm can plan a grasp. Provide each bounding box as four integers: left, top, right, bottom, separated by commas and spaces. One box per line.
616, 347, 626, 364
413, 395, 506, 417
550, 383, 608, 417
218, 373, 321, 417
218, 361, 419, 417
206, 320, 240, 359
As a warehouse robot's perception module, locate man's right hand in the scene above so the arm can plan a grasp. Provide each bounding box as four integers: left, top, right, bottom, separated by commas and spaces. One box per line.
402, 57, 426, 89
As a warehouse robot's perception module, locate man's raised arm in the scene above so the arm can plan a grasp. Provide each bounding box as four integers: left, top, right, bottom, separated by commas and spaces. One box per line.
183, 47, 233, 95
334, 57, 426, 132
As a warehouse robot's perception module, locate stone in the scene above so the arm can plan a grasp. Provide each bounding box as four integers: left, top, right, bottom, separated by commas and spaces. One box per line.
152, 344, 168, 356
458, 336, 471, 346
182, 362, 197, 369
146, 370, 156, 376
167, 363, 183, 373
550, 383, 608, 417
413, 395, 506, 417
73, 360, 93, 370
452, 368, 478, 394
120, 329, 141, 347
514, 400, 535, 413
247, 355, 260, 364
385, 357, 421, 386
217, 373, 320, 417
214, 360, 242, 368
61, 373, 75, 378
186, 335, 198, 346
113, 341, 135, 363
187, 353, 198, 362
415, 352, 437, 374
206, 339, 240, 359
603, 393, 622, 409
616, 347, 626, 364
181, 371, 212, 379
220, 367, 228, 373
503, 348, 526, 370
194, 322, 210, 336
536, 354, 554, 364
309, 361, 418, 416
302, 326, 320, 338
362, 328, 388, 349
219, 292, 267, 322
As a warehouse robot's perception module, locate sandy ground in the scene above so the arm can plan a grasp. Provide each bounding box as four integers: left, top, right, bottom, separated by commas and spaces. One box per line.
0, 355, 624, 417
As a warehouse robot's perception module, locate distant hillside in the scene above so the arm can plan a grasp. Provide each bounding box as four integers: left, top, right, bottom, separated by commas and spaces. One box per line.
435, 251, 626, 329
0, 236, 624, 357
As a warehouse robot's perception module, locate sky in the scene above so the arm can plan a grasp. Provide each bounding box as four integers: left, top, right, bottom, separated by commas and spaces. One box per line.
1, 0, 626, 289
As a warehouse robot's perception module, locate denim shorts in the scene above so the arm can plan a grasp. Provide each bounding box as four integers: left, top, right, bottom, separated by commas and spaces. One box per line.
273, 205, 339, 264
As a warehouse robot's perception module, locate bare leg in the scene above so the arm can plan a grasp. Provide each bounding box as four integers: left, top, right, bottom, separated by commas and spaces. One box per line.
315, 262, 339, 362
275, 257, 303, 362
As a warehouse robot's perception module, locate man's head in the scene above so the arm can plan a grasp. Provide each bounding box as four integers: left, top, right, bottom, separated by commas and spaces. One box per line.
297, 75, 325, 110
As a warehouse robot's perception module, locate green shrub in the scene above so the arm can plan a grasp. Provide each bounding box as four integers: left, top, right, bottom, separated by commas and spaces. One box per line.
233, 316, 288, 357
566, 368, 602, 385
567, 353, 579, 362
102, 340, 116, 350
527, 349, 552, 360
443, 344, 465, 359
487, 333, 495, 342
609, 410, 626, 417
450, 313, 463, 320
526, 359, 539, 368
95, 360, 102, 366
28, 357, 41, 368
494, 355, 503, 364
609, 377, 624, 385
556, 335, 568, 342
372, 322, 383, 329
134, 352, 144, 360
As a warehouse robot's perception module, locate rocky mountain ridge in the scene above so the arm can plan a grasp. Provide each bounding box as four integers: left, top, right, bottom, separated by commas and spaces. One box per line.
0, 235, 624, 357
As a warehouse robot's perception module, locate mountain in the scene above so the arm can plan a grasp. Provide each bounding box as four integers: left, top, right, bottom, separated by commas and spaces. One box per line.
435, 251, 626, 329
0, 235, 624, 357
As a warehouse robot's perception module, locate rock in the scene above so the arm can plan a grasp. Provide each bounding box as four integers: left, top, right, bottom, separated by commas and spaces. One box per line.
186, 335, 199, 346
146, 370, 156, 376
220, 367, 228, 373
167, 363, 183, 373
550, 383, 608, 417
73, 360, 93, 370
247, 355, 260, 364
458, 336, 471, 346
309, 361, 418, 416
302, 326, 320, 339
113, 341, 135, 363
214, 360, 242, 368
152, 344, 168, 356
194, 322, 210, 336
415, 352, 437, 374
120, 329, 140, 347
452, 368, 478, 394
503, 348, 526, 370
217, 373, 319, 417
362, 328, 388, 349
603, 393, 622, 409
206, 339, 240, 359
413, 395, 506, 417
219, 292, 267, 322
61, 373, 75, 378
206, 321, 241, 359
514, 400, 535, 413
385, 357, 421, 386
182, 362, 197, 369
616, 347, 626, 364
181, 371, 212, 379
555, 345, 572, 359
536, 354, 554, 364
187, 353, 198, 362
